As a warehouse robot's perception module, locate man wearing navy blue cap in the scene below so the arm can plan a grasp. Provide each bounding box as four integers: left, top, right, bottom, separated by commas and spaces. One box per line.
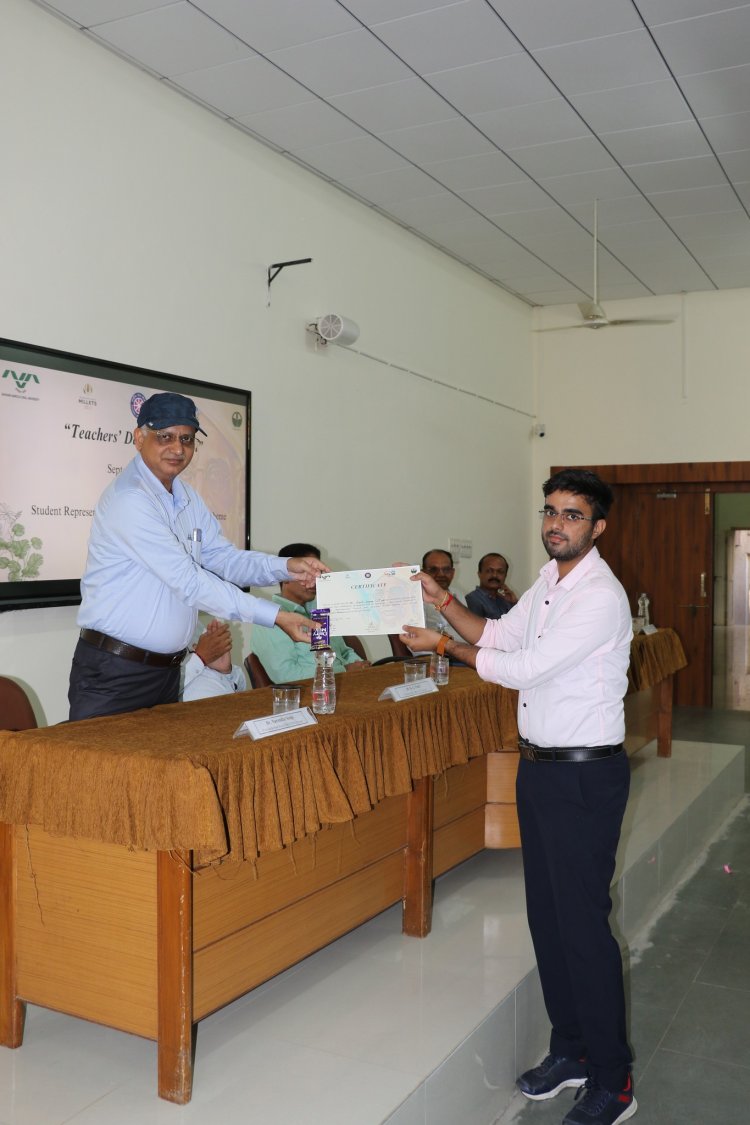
69, 392, 326, 721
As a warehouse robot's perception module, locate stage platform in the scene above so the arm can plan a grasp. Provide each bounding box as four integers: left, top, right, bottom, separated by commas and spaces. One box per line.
0, 738, 744, 1125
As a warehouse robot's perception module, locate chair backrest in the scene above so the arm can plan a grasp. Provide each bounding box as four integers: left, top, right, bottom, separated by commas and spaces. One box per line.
388, 633, 411, 660
0, 677, 38, 731
343, 634, 367, 661
244, 653, 273, 689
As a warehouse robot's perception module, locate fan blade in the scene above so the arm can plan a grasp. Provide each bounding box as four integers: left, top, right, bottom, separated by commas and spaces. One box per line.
605, 318, 675, 326
534, 323, 603, 332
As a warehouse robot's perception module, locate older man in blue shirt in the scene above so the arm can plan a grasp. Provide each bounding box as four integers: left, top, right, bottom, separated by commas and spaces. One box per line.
69, 392, 325, 721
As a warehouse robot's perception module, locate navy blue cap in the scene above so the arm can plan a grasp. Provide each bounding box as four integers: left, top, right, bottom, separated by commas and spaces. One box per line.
137, 392, 207, 435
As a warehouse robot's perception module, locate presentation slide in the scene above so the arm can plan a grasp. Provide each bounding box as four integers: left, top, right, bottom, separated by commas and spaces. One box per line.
0, 351, 248, 591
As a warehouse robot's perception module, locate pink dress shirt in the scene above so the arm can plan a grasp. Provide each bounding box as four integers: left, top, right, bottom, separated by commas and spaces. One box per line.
475, 547, 632, 748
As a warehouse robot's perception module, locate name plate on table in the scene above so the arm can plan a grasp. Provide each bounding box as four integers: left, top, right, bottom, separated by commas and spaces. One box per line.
233, 707, 318, 741
641, 624, 658, 635
378, 678, 439, 702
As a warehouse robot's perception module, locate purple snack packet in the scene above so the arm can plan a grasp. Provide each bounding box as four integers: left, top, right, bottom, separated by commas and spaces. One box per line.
310, 608, 330, 650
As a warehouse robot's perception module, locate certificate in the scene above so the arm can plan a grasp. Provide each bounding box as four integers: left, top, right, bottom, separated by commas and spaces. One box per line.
315, 565, 425, 636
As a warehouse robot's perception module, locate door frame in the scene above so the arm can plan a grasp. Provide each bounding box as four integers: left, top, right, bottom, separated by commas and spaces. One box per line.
551, 462, 750, 707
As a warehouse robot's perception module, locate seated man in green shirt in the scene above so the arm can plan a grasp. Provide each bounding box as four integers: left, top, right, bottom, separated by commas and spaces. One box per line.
251, 543, 368, 683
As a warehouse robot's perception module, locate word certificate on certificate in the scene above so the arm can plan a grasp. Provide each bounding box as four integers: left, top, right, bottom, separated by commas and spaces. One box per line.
315, 565, 425, 636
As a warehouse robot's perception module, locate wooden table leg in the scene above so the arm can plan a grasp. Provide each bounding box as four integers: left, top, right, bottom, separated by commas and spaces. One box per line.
157, 849, 194, 1104
656, 674, 674, 758
0, 823, 26, 1048
403, 776, 434, 937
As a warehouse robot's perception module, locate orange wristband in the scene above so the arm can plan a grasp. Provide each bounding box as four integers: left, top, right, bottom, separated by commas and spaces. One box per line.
435, 634, 450, 656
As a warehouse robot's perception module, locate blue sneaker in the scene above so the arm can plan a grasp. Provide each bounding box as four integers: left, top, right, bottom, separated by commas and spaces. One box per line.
563, 1076, 637, 1124
516, 1053, 588, 1100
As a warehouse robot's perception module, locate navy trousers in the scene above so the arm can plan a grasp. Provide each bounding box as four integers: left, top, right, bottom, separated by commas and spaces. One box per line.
68, 638, 181, 721
516, 752, 632, 1091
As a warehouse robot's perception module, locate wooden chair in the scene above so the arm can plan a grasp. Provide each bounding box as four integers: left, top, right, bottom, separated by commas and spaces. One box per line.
388, 633, 411, 660
244, 653, 273, 689
343, 634, 367, 661
0, 676, 38, 731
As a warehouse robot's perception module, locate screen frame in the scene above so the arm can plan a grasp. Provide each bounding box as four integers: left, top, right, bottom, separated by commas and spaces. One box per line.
0, 336, 251, 612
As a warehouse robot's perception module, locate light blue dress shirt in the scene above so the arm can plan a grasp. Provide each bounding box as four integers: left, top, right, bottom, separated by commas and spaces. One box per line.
78, 454, 290, 653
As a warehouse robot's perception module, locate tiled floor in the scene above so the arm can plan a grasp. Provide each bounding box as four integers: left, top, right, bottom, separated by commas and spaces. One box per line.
0, 714, 745, 1125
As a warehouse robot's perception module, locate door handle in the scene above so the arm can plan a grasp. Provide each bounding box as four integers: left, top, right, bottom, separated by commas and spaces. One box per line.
700, 572, 707, 597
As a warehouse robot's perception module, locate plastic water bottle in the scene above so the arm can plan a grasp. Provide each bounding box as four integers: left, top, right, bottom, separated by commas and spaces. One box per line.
312, 648, 336, 714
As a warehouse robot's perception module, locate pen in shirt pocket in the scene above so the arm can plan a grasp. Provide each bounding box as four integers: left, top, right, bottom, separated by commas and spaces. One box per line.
190, 528, 202, 564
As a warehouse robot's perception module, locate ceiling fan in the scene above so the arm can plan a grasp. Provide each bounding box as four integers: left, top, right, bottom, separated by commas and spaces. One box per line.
536, 200, 676, 331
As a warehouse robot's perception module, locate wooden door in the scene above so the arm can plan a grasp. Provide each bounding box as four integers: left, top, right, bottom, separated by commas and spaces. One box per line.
599, 487, 712, 706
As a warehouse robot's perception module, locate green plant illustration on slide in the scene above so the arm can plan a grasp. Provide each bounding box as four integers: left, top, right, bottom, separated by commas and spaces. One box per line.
0, 503, 44, 580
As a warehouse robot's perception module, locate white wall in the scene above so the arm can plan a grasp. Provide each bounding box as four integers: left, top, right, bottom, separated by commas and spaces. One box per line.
533, 287, 750, 566
0, 0, 533, 725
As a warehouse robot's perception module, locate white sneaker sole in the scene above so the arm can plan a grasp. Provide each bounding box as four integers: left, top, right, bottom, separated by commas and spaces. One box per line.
518, 1076, 587, 1101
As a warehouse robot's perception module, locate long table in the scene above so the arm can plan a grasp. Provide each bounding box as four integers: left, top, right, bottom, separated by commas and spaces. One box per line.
0, 665, 518, 1104
0, 632, 686, 1104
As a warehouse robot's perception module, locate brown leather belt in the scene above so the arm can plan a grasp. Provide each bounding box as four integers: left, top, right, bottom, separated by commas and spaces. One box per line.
519, 738, 624, 763
80, 628, 187, 668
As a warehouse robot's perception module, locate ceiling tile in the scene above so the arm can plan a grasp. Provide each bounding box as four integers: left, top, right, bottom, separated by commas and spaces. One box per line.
328, 80, 454, 133
292, 136, 408, 180
459, 180, 557, 216
238, 100, 365, 149
540, 167, 639, 205
507, 136, 616, 179
173, 56, 312, 118
627, 154, 729, 193
651, 7, 750, 75
421, 151, 527, 192
567, 195, 657, 225
470, 98, 590, 150
673, 214, 750, 254
192, 0, 359, 52
370, 0, 521, 73
600, 121, 712, 165
41, 0, 176, 23
679, 63, 750, 117
699, 111, 750, 154
532, 30, 670, 95
90, 2, 253, 77
598, 219, 691, 253
627, 260, 718, 291
522, 287, 590, 303
344, 0, 461, 22
569, 80, 692, 133
488, 0, 643, 49
268, 30, 411, 97
694, 254, 750, 286
638, 0, 750, 22
734, 181, 750, 208
646, 183, 746, 217
720, 150, 750, 180
342, 166, 448, 206
383, 193, 485, 229
379, 118, 493, 163
425, 54, 558, 116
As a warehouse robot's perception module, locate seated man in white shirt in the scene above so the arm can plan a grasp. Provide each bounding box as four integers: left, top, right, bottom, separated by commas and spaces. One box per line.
182, 619, 245, 701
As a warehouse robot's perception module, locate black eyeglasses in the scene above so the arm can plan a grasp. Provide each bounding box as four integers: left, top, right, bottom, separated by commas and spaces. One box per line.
152, 430, 196, 448
539, 507, 595, 524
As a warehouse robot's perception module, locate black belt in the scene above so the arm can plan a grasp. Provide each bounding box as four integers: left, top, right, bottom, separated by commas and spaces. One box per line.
518, 737, 624, 763
80, 628, 187, 668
